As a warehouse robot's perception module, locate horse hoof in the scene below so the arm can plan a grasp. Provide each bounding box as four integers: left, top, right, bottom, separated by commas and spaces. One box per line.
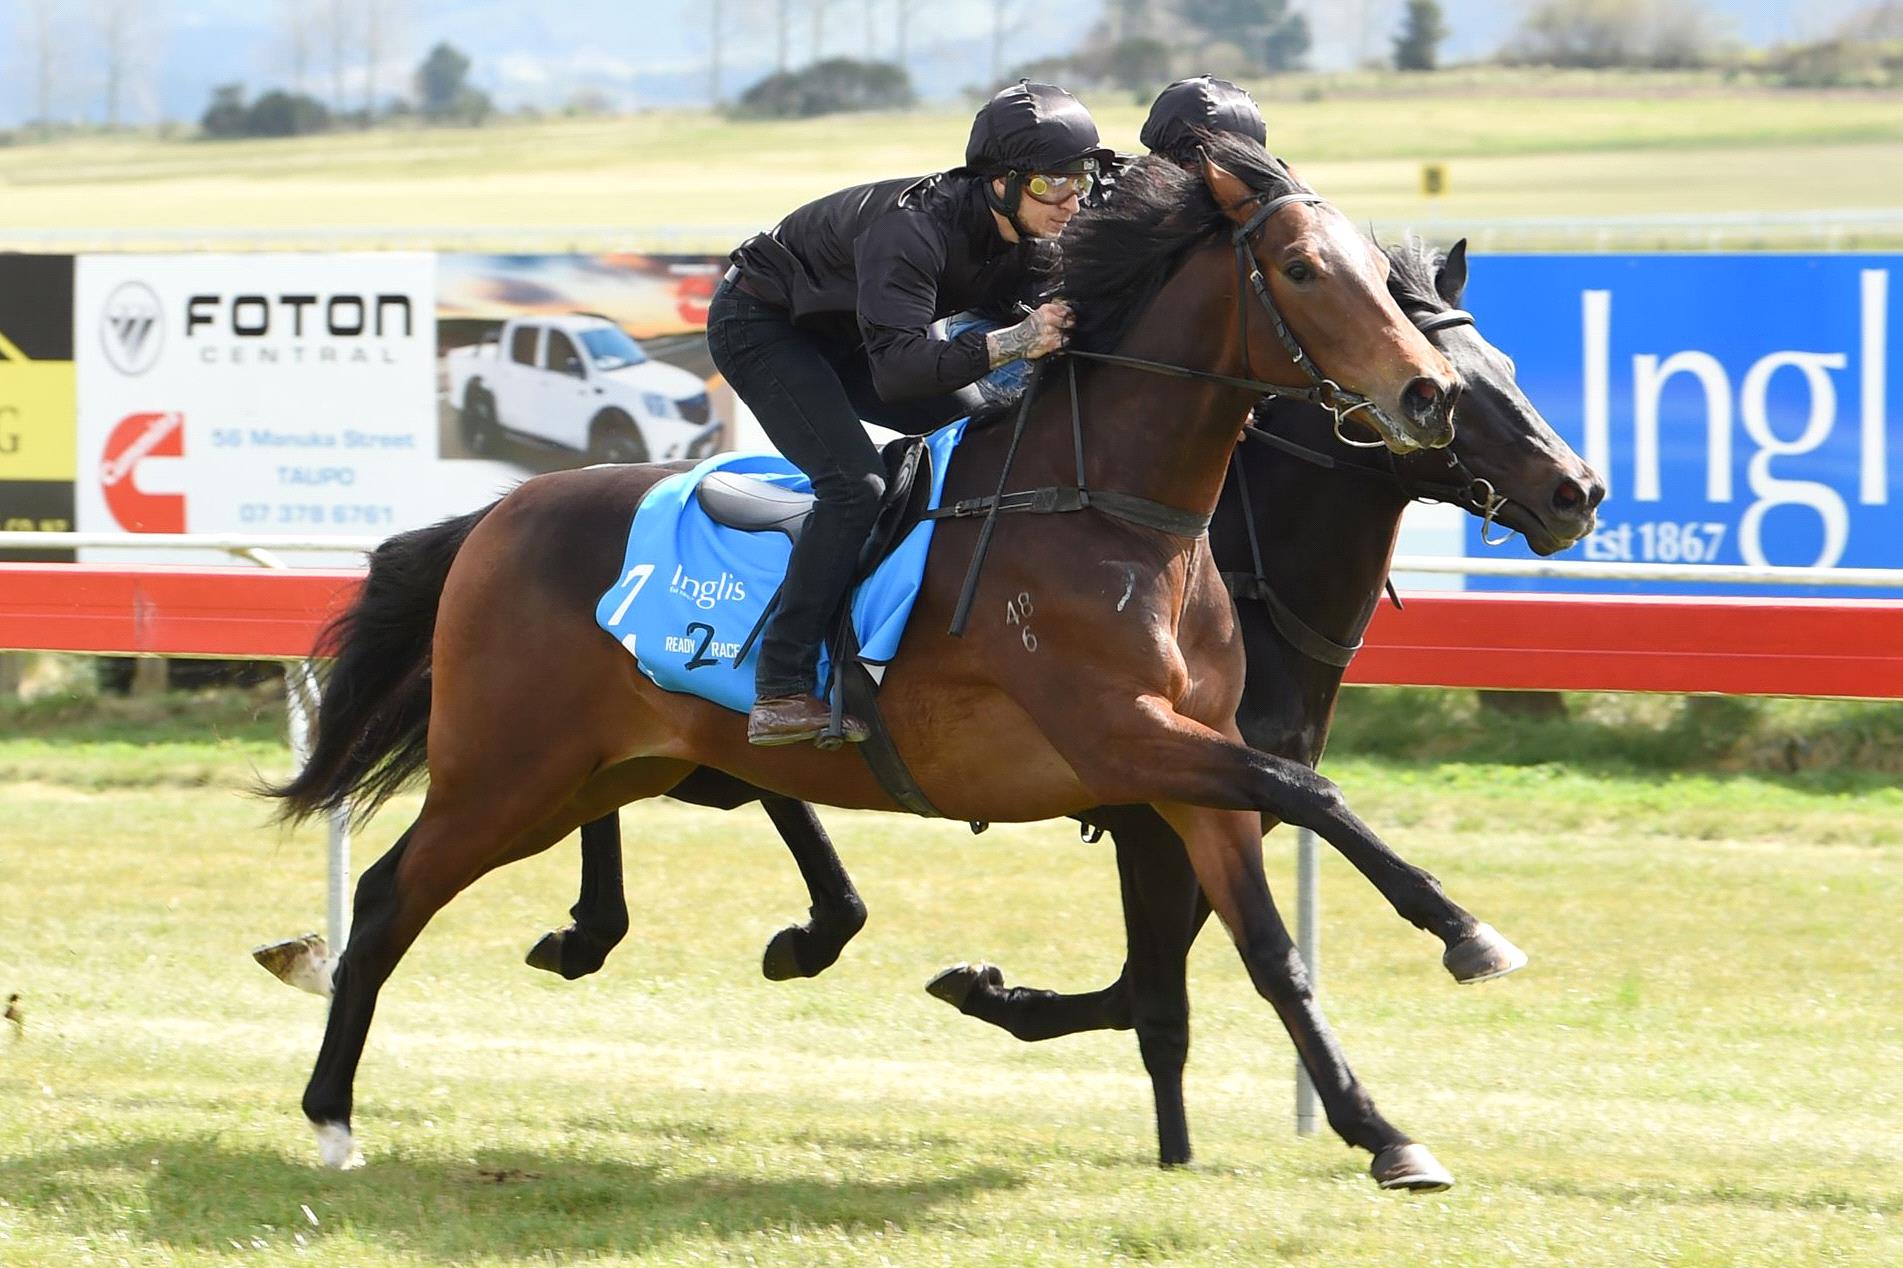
253, 934, 334, 998
313, 1121, 365, 1171
762, 928, 803, 981
925, 962, 1002, 1011
1443, 923, 1528, 984
525, 932, 566, 976
1371, 1143, 1454, 1192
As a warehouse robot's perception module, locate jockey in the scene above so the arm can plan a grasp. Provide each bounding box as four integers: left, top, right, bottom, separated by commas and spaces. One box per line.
1140, 74, 1266, 167
709, 81, 1111, 747
947, 75, 1270, 409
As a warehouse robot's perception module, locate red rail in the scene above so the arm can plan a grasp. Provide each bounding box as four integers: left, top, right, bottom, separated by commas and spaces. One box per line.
5, 564, 1903, 699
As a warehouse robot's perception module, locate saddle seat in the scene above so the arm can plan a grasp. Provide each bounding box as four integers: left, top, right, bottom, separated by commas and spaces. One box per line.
695, 472, 815, 542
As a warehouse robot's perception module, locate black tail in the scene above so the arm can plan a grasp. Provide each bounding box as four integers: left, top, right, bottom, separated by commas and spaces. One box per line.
263, 503, 498, 825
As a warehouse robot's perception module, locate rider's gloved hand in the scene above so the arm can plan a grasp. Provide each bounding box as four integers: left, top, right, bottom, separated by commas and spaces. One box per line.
986, 300, 1072, 369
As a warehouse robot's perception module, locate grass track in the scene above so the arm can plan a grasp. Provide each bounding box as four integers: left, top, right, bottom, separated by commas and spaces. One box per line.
2, 86, 1901, 243
2, 710, 1900, 1265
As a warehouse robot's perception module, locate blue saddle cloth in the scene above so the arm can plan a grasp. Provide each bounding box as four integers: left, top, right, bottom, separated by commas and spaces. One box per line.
595, 418, 969, 713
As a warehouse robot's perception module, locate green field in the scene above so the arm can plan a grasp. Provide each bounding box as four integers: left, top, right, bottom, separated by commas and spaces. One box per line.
3, 77, 1901, 248
2, 686, 1901, 1265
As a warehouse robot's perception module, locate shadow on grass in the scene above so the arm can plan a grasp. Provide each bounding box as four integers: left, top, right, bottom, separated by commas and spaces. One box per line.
3, 1135, 1026, 1260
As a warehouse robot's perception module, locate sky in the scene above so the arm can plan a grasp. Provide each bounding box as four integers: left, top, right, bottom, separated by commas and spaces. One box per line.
0, 0, 1878, 129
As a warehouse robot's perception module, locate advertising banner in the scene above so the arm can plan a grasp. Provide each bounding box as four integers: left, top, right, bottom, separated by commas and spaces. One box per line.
1461, 254, 1900, 596
0, 255, 77, 562
74, 253, 445, 564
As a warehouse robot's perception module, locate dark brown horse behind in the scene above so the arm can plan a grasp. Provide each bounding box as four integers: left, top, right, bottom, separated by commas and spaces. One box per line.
266, 137, 1462, 1185
498, 236, 1603, 1170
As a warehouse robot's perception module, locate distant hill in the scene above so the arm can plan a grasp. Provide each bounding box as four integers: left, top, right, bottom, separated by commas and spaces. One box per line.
0, 0, 1881, 129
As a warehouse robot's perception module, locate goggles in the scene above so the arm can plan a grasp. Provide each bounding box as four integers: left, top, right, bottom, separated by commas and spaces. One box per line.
1022, 169, 1095, 204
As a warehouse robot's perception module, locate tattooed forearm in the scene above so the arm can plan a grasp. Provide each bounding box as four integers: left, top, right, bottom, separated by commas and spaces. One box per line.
986, 316, 1042, 368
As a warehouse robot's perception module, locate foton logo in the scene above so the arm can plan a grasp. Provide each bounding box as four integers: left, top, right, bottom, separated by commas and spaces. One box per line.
668, 564, 746, 609
100, 411, 186, 532
100, 282, 164, 375
181, 292, 416, 367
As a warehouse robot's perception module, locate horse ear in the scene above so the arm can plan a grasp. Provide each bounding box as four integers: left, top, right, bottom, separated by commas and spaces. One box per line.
1200, 155, 1258, 226
1436, 238, 1469, 306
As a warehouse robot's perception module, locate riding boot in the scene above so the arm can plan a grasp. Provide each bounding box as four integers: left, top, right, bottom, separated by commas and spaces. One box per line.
748, 694, 870, 747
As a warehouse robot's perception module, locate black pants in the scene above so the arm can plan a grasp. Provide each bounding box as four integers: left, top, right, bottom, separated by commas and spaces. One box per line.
705, 278, 955, 700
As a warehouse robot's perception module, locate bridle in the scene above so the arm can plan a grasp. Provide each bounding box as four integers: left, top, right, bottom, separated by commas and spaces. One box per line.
1065, 188, 1387, 442
932, 183, 1437, 639
1221, 301, 1519, 668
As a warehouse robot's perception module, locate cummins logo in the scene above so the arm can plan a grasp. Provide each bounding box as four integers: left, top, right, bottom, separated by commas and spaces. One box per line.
100, 281, 163, 375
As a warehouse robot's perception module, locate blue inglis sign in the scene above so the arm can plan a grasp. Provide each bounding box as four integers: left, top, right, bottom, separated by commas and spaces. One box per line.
1458, 255, 1899, 596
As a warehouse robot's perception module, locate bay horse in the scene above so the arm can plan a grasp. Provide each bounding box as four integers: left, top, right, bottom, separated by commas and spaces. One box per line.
266, 138, 1462, 1184
514, 236, 1602, 1175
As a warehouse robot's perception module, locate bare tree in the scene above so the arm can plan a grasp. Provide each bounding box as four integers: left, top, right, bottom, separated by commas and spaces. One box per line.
283, 0, 314, 93
775, 0, 793, 72
893, 0, 927, 73
362, 0, 408, 116
19, 0, 62, 133
1107, 0, 1151, 41
326, 0, 354, 111
863, 0, 878, 53
698, 0, 763, 105
93, 0, 139, 127
988, 0, 1028, 83
810, 0, 833, 62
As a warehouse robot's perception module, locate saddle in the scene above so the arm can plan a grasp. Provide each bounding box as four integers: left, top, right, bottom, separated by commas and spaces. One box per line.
699, 435, 944, 817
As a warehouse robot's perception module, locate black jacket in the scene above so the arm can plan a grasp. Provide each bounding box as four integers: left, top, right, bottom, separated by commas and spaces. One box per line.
731, 173, 1045, 401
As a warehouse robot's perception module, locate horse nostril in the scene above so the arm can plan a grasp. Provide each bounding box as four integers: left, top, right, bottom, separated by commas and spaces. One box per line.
1402, 377, 1444, 421
1553, 479, 1584, 514
1585, 479, 1607, 511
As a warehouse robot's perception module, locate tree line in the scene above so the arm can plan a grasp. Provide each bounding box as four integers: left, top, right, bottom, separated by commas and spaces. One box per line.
7, 0, 1901, 140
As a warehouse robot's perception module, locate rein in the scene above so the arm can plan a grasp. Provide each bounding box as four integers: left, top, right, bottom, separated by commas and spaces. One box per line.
931, 189, 1371, 638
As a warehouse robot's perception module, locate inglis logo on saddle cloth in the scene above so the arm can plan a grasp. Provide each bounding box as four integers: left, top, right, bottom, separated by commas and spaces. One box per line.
668, 564, 746, 609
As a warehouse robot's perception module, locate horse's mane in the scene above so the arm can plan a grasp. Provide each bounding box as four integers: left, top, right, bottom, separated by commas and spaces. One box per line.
1059, 132, 1307, 356
1382, 236, 1455, 316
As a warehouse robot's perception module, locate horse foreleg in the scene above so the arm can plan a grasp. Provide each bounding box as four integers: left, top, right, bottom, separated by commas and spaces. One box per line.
1260, 779, 1525, 985
758, 796, 867, 981
1158, 801, 1453, 1192
525, 814, 628, 980
925, 813, 1211, 1167
1091, 703, 1519, 980
1050, 703, 1456, 1187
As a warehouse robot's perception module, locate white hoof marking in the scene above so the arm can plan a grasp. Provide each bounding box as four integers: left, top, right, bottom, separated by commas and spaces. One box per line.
313, 1122, 364, 1170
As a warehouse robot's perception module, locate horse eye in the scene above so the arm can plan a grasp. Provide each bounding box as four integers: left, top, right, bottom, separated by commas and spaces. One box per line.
1284, 261, 1314, 283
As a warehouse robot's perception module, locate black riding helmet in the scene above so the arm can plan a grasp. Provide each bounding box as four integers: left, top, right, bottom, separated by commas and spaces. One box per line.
1141, 75, 1266, 162
962, 80, 1113, 237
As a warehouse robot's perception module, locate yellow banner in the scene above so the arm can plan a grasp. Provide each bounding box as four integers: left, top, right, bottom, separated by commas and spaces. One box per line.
0, 354, 77, 483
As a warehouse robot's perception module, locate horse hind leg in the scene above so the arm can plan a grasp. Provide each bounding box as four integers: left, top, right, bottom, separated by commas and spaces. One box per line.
526, 815, 628, 980
300, 755, 682, 1168
757, 796, 867, 981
